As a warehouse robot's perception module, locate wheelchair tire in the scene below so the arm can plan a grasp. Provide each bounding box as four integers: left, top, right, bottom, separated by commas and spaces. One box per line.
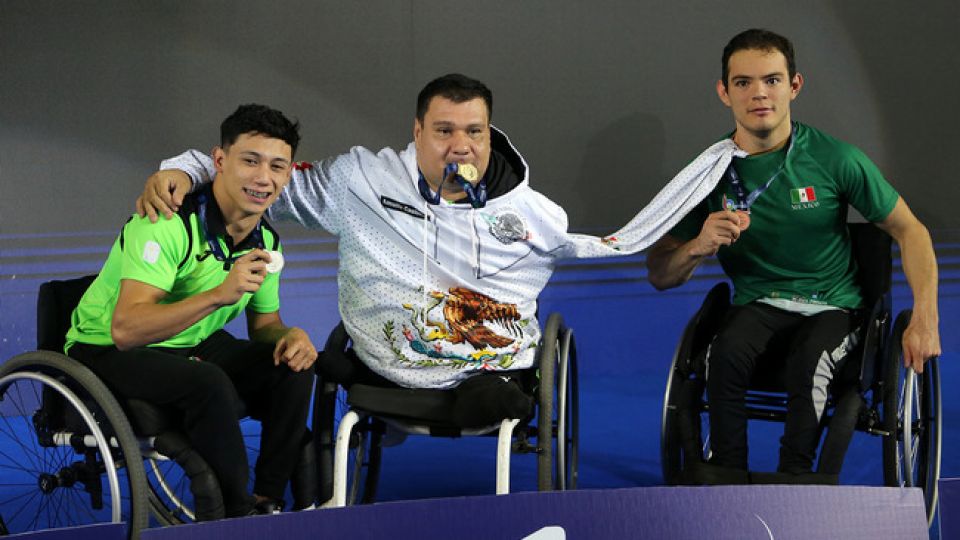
143, 427, 230, 524
661, 365, 709, 485
661, 284, 730, 485
0, 350, 149, 539
147, 407, 315, 520
881, 309, 942, 527
537, 313, 578, 491
315, 380, 382, 505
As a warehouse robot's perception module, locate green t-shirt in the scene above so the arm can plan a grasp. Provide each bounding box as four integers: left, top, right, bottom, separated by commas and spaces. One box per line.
670, 122, 899, 308
65, 191, 281, 351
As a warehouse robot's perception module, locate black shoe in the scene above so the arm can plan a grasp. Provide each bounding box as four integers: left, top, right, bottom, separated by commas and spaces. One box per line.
681, 461, 750, 485
252, 498, 285, 515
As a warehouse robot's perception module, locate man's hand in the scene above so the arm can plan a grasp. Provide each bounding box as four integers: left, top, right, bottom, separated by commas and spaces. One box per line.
137, 170, 192, 222
689, 210, 747, 257
273, 327, 318, 372
901, 317, 941, 373
216, 250, 268, 306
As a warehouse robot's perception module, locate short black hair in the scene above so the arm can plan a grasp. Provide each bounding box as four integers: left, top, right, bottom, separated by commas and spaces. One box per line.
415, 73, 493, 123
220, 103, 301, 158
721, 29, 796, 88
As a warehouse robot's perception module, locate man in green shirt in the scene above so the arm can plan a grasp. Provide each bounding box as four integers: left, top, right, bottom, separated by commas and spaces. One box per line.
66, 104, 317, 517
647, 29, 940, 477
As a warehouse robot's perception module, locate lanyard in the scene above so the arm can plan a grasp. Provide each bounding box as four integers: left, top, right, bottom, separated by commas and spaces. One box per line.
417, 163, 488, 209
725, 124, 795, 211
197, 192, 263, 270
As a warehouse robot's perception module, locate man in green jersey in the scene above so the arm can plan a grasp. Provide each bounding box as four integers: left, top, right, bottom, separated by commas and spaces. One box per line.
646, 29, 940, 477
65, 104, 316, 517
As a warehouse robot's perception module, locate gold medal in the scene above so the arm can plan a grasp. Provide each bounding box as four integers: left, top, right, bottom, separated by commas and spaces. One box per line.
456, 163, 479, 183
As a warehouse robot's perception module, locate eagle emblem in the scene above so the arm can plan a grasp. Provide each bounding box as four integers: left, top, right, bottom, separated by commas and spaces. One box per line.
432, 287, 522, 349
392, 287, 529, 369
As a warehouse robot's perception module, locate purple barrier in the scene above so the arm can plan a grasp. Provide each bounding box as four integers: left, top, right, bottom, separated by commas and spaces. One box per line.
940, 478, 960, 539
139, 485, 926, 540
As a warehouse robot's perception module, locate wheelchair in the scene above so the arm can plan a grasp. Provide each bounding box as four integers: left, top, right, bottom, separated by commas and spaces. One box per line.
660, 223, 942, 526
313, 312, 578, 507
0, 276, 315, 539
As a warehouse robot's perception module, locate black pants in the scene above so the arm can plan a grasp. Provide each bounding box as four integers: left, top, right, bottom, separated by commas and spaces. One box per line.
71, 330, 314, 516
705, 303, 861, 474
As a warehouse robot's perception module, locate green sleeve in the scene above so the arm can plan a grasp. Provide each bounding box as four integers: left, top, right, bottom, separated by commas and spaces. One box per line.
836, 146, 899, 223
119, 215, 188, 292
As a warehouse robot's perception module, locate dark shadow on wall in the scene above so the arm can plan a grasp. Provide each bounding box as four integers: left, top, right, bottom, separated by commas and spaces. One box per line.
573, 113, 666, 233
829, 2, 960, 233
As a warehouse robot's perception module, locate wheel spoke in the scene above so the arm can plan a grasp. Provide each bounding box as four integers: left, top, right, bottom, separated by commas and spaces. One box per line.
0, 413, 43, 474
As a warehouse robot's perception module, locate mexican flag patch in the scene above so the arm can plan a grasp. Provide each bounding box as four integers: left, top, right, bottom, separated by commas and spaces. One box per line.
790, 187, 817, 204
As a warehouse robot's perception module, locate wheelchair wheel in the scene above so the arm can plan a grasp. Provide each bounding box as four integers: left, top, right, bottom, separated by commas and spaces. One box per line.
661, 347, 710, 484
143, 429, 232, 524
145, 415, 272, 523
0, 351, 148, 539
536, 313, 578, 491
661, 283, 729, 485
144, 452, 195, 524
882, 310, 942, 527
316, 379, 382, 506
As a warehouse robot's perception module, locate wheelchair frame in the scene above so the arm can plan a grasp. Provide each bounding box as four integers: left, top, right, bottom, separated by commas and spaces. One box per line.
314, 312, 578, 507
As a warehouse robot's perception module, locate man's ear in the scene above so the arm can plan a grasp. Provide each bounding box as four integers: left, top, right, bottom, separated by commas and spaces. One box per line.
212, 146, 225, 172
413, 118, 423, 143
790, 72, 804, 100
716, 79, 732, 108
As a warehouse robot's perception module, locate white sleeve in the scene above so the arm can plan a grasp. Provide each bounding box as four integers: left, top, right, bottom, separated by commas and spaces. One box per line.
160, 150, 215, 191
266, 154, 351, 234
159, 149, 360, 235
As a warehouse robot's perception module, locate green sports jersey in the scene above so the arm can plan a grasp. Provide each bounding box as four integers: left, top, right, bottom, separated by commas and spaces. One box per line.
65, 187, 281, 351
670, 122, 899, 308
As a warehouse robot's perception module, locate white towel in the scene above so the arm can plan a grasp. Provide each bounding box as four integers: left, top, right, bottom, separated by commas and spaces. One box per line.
566, 138, 744, 258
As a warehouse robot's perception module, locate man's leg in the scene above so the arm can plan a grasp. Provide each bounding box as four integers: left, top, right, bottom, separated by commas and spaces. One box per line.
197, 331, 314, 504
705, 304, 797, 470
778, 310, 861, 474
451, 371, 533, 428
70, 343, 255, 517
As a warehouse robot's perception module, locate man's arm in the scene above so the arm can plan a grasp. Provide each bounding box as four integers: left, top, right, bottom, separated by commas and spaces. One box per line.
136, 170, 192, 222
874, 197, 941, 372
646, 211, 746, 290
247, 311, 318, 372
111, 250, 269, 350
138, 149, 346, 234
137, 149, 216, 222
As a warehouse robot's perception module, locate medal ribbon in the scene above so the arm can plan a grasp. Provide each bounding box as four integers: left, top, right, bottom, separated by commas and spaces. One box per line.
726, 123, 796, 210
197, 192, 264, 270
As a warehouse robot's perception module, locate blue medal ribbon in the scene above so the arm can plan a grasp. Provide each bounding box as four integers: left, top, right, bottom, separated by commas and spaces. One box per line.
725, 123, 796, 211
417, 163, 488, 209
197, 192, 264, 271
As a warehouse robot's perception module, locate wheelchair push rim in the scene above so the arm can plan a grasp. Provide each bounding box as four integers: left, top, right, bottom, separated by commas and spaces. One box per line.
882, 310, 942, 527
537, 313, 578, 491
